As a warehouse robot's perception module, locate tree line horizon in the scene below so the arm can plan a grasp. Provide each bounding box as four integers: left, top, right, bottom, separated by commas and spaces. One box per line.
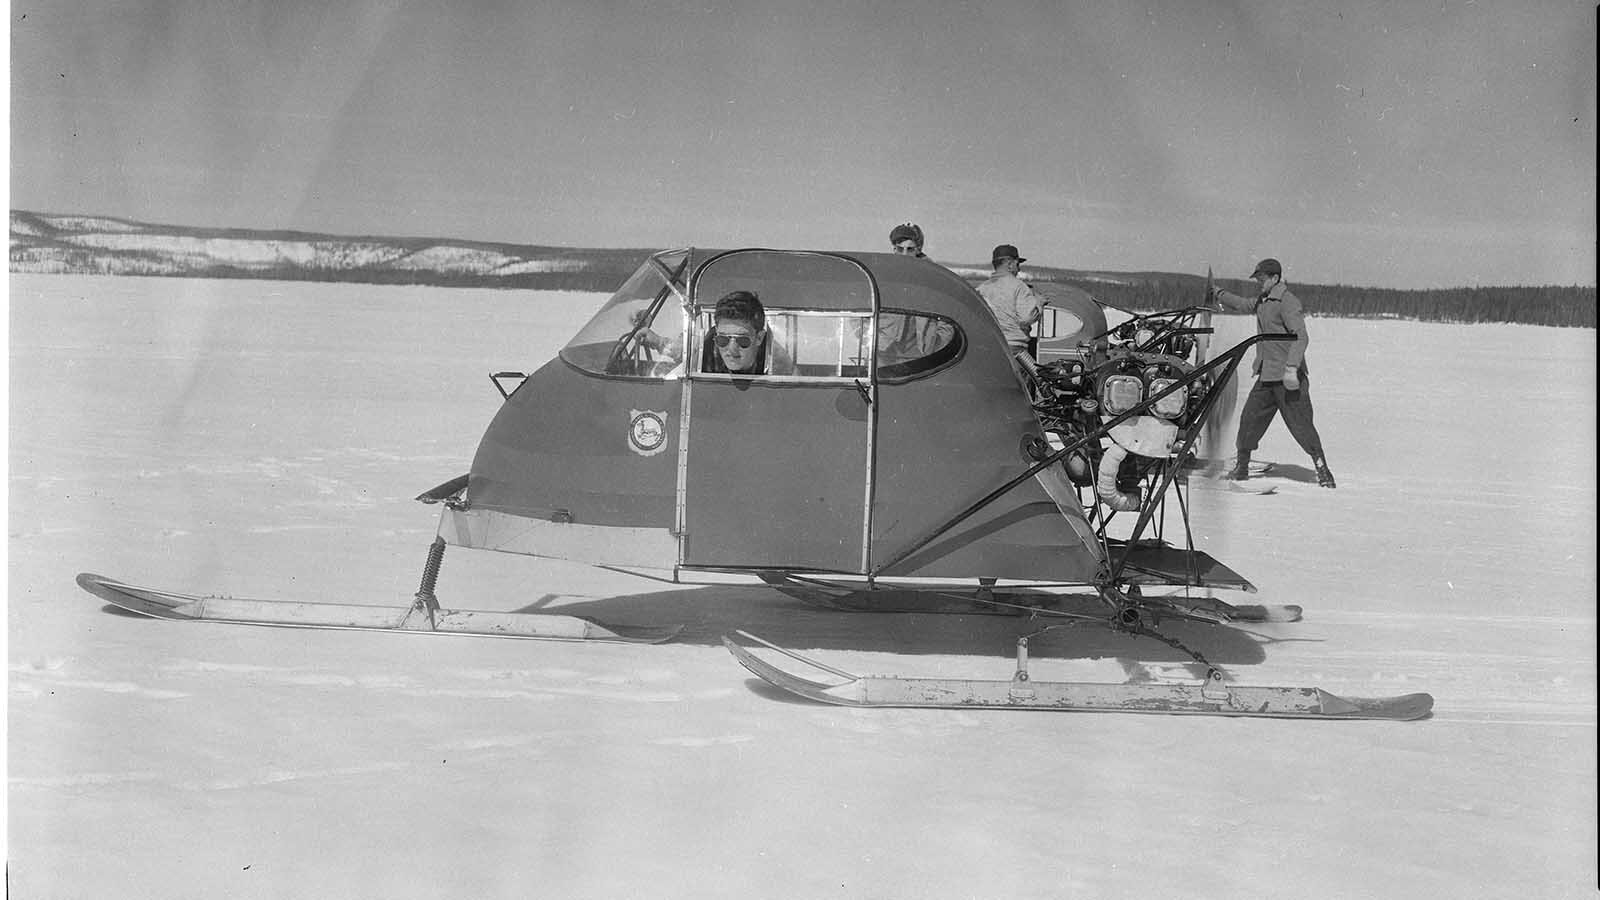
11, 210, 1594, 328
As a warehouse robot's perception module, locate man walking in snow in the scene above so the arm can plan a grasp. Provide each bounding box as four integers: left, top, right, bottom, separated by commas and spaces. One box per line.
1211, 257, 1336, 488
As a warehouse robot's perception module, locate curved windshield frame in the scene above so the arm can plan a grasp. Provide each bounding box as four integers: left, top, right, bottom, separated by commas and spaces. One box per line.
560, 249, 692, 378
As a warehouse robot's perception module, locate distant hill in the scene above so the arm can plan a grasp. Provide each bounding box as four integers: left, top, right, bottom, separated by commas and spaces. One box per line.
8, 210, 653, 293
11, 211, 1593, 327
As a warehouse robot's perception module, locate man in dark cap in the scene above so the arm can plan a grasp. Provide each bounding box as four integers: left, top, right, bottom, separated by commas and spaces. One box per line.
1211, 258, 1336, 488
877, 222, 957, 364
977, 244, 1043, 360
889, 222, 926, 258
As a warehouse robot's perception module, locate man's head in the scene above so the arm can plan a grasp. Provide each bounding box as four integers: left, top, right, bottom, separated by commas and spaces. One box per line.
1250, 257, 1283, 289
711, 290, 767, 373
992, 244, 1026, 273
890, 223, 925, 257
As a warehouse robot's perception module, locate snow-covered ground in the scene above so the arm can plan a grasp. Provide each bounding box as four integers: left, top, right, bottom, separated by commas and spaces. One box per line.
8, 274, 1596, 898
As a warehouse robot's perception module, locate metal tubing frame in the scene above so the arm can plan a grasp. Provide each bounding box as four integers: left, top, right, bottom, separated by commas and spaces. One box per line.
872, 331, 1294, 581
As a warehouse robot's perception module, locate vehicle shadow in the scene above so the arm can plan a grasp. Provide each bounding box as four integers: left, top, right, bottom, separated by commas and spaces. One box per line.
518, 584, 1273, 667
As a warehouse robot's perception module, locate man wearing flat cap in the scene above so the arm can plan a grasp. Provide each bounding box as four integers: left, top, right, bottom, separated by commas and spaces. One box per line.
977, 244, 1042, 361
1211, 258, 1336, 488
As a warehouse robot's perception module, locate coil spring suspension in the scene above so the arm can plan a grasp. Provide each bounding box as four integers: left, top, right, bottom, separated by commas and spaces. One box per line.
413, 537, 446, 612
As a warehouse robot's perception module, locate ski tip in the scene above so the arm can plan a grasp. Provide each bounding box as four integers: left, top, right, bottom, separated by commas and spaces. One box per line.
1390, 692, 1435, 720
76, 572, 134, 598
1414, 694, 1435, 718
1318, 688, 1435, 720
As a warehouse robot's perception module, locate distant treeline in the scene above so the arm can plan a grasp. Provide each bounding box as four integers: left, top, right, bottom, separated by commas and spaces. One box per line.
13, 210, 1594, 327
1034, 275, 1597, 328
190, 264, 643, 294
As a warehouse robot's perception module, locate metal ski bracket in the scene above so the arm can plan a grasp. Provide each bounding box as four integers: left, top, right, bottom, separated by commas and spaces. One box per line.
400, 596, 437, 630
1009, 636, 1037, 700
1200, 667, 1231, 701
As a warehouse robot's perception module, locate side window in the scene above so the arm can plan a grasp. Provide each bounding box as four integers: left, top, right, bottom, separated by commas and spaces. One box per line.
774, 312, 871, 378
876, 311, 962, 380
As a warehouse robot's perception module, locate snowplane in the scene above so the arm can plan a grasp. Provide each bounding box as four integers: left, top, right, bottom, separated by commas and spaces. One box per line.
78, 247, 1433, 720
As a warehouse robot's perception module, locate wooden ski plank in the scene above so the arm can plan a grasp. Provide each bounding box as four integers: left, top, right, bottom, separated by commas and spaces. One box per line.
77, 573, 680, 643
724, 632, 1433, 720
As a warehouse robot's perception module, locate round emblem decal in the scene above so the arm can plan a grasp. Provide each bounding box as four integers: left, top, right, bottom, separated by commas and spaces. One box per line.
627, 409, 669, 457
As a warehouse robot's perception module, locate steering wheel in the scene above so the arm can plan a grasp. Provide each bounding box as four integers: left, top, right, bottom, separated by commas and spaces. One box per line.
604, 326, 656, 375
603, 255, 689, 375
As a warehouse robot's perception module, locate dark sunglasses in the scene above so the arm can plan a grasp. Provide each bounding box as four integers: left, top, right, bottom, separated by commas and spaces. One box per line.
714, 332, 757, 349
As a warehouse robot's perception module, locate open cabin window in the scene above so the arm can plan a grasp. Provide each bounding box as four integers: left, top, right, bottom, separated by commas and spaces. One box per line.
691, 310, 873, 379
689, 308, 962, 381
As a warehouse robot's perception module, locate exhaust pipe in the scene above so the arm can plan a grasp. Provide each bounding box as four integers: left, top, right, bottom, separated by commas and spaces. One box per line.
1095, 442, 1141, 511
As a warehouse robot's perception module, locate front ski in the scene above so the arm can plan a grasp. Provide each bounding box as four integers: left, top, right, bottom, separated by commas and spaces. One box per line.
78, 573, 681, 643
724, 631, 1432, 720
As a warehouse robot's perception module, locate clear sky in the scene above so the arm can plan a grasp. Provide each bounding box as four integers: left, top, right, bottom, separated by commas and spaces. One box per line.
10, 1, 1596, 289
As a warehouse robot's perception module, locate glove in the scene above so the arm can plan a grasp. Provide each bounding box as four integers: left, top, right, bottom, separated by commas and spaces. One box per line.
1282, 368, 1300, 391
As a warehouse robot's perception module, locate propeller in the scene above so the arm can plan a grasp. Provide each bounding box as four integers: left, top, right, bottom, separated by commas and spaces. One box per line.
1197, 266, 1238, 471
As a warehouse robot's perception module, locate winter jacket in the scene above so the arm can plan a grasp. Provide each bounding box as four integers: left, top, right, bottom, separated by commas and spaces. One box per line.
976, 272, 1042, 352
1215, 282, 1310, 381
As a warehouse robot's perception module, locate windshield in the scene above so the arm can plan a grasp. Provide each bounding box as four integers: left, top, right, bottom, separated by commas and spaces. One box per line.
560, 249, 692, 377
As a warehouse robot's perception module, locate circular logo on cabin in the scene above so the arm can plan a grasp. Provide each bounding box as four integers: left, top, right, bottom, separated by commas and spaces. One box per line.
628, 409, 669, 457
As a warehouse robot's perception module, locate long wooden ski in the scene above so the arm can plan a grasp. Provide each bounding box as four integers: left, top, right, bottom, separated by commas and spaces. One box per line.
78, 573, 681, 643
724, 631, 1432, 720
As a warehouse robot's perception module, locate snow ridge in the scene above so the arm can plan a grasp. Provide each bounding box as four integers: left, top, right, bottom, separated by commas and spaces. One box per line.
8, 210, 615, 283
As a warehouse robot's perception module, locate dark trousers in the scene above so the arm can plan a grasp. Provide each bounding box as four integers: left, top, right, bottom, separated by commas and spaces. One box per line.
1235, 370, 1325, 458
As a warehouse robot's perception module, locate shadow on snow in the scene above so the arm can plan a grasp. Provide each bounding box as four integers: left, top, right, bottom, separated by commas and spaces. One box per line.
514, 585, 1275, 668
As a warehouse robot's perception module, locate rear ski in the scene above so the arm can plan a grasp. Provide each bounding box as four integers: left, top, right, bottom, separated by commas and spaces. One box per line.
724, 631, 1432, 720
77, 573, 681, 643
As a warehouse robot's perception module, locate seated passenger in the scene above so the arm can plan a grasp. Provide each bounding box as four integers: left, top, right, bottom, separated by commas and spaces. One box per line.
700, 290, 794, 375
637, 290, 794, 376
877, 312, 956, 371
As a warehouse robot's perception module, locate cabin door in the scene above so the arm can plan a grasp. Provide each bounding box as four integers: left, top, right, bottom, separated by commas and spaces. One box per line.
678, 251, 876, 573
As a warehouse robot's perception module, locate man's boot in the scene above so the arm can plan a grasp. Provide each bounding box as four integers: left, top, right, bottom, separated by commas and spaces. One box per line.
1313, 456, 1337, 489
1224, 451, 1252, 481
